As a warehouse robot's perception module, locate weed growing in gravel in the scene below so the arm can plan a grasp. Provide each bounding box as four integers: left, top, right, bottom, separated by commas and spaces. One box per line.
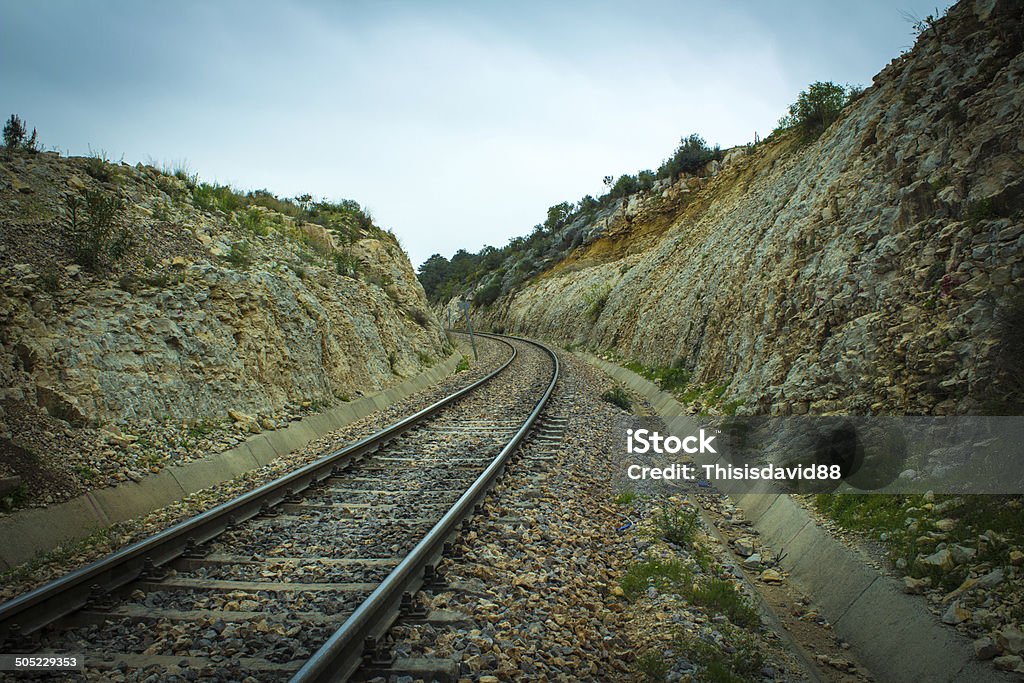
689, 578, 759, 628
814, 493, 912, 532
691, 544, 714, 572
601, 386, 632, 411
613, 490, 638, 505
620, 558, 692, 601
186, 418, 220, 440
653, 505, 701, 548
455, 356, 471, 373
674, 626, 765, 682
635, 649, 670, 682
72, 464, 100, 483
334, 250, 359, 278
238, 206, 269, 236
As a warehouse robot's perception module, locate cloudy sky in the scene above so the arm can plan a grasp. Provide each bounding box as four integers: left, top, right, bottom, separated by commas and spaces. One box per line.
1, 1, 948, 268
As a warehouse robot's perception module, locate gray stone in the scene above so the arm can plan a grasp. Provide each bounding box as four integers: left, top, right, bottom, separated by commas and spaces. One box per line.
920, 548, 954, 571
741, 553, 762, 569
974, 637, 1000, 660
948, 544, 976, 565
993, 655, 1023, 673
941, 601, 970, 625
996, 626, 1024, 655
733, 537, 756, 557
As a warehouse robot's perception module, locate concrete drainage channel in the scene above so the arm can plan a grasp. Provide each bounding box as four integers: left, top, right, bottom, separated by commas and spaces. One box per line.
581, 352, 1010, 683
0, 351, 465, 570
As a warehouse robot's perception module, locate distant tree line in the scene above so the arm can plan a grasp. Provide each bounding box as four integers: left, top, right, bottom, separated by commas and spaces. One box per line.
418, 79, 864, 307
417, 133, 724, 305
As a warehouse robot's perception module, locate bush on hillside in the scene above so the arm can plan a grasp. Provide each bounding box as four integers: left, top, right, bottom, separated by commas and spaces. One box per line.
776, 81, 854, 140
3, 114, 38, 153
473, 281, 502, 307
64, 190, 131, 272
657, 134, 723, 180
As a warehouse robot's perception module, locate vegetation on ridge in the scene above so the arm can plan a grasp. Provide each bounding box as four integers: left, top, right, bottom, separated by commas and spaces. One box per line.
417, 78, 864, 308
1, 114, 415, 298
417, 133, 725, 305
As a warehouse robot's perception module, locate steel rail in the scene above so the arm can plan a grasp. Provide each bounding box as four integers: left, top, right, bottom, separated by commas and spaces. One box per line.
290, 334, 559, 683
0, 337, 518, 645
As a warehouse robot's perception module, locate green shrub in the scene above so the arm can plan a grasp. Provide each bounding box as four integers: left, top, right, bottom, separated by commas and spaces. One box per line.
225, 241, 252, 269
238, 207, 269, 236
474, 282, 502, 307
654, 505, 701, 548
624, 359, 692, 392
776, 81, 852, 140
613, 490, 638, 505
620, 558, 691, 601
584, 284, 612, 322
64, 190, 131, 272
602, 386, 631, 410
334, 250, 359, 277
3, 114, 38, 152
675, 631, 765, 682
193, 182, 243, 213
635, 650, 670, 682
966, 198, 998, 224
689, 578, 758, 628
455, 356, 470, 372
85, 152, 112, 182
658, 133, 723, 180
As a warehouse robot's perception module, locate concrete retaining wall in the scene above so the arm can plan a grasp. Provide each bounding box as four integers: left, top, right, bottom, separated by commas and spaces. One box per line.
582, 352, 1007, 683
0, 352, 463, 571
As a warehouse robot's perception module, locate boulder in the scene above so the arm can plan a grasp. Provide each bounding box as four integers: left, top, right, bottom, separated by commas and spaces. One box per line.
733, 537, 756, 557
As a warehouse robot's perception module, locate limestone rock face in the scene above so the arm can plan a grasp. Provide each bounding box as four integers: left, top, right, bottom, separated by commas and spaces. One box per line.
477, 0, 1024, 416
0, 154, 447, 428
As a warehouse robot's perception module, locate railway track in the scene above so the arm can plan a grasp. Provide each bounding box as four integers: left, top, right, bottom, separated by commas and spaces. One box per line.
0, 333, 559, 682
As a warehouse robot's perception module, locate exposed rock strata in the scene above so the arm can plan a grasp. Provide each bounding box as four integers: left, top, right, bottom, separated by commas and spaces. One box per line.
477, 0, 1023, 416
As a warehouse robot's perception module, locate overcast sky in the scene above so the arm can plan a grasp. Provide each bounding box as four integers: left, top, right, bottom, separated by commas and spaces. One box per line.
1, 1, 949, 268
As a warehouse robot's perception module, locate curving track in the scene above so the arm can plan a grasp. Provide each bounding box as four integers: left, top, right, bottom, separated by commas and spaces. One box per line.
0, 333, 559, 682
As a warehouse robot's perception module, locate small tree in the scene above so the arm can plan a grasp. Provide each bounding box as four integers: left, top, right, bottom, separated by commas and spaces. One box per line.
776, 81, 851, 140
473, 281, 502, 307
3, 114, 38, 153
65, 190, 131, 272
657, 134, 722, 180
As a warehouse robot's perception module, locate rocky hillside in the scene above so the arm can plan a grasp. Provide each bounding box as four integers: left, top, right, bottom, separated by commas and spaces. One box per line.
0, 150, 449, 504
456, 0, 1023, 417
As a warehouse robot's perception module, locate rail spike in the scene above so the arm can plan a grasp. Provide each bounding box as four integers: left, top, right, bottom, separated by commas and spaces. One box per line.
422, 564, 448, 590
182, 537, 211, 559
399, 591, 428, 620
362, 636, 395, 666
